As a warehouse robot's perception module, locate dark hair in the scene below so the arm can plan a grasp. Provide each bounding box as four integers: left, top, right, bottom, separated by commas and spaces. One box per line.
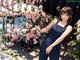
59, 6, 73, 25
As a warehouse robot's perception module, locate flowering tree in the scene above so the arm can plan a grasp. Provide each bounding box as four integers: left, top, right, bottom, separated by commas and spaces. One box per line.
6, 5, 53, 48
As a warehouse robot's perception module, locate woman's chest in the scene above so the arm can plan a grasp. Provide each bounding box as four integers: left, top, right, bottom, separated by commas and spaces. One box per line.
51, 24, 65, 33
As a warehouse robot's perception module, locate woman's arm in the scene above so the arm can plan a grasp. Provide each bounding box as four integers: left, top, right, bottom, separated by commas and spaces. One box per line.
40, 19, 58, 33
51, 25, 72, 47
46, 25, 72, 54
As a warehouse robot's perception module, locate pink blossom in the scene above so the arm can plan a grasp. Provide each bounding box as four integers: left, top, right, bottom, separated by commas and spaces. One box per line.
34, 9, 39, 13
35, 35, 39, 39
39, 0, 42, 3
31, 12, 36, 22
77, 24, 80, 28
32, 17, 36, 23
26, 33, 31, 40
25, 39, 28, 43
32, 16, 36, 22
42, 12, 46, 17
76, 34, 80, 41
39, 0, 46, 2
42, 12, 49, 23
46, 17, 48, 23
39, 20, 43, 26
32, 0, 36, 5
5, 33, 10, 38
35, 26, 41, 30
77, 28, 80, 32
33, 38, 38, 44
24, 11, 30, 19
32, 19, 36, 22
28, 14, 31, 19
10, 25, 14, 32
36, 14, 40, 20
12, 34, 18, 40
18, 28, 22, 35
33, 34, 39, 39
77, 20, 80, 24
36, 30, 41, 37
14, 29, 18, 33
39, 5, 43, 10
34, 41, 38, 44
36, 0, 39, 2
6, 42, 14, 47
44, 16, 49, 23
26, 23, 32, 30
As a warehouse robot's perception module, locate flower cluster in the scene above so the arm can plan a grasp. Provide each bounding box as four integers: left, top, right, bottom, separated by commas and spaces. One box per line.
25, 26, 41, 44
76, 20, 80, 41
24, 5, 49, 26
24, 5, 51, 44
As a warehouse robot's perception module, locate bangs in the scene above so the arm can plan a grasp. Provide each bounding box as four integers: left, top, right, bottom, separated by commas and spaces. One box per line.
60, 11, 69, 15
60, 6, 73, 16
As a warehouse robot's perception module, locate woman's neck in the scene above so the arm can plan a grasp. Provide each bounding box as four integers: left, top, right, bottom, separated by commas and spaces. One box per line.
60, 21, 67, 25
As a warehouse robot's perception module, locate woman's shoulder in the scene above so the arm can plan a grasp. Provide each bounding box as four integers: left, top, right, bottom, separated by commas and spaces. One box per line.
52, 18, 59, 24
66, 24, 72, 28
66, 25, 73, 30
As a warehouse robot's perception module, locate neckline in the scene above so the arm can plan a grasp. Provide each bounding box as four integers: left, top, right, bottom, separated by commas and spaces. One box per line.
57, 21, 68, 28
57, 24, 65, 28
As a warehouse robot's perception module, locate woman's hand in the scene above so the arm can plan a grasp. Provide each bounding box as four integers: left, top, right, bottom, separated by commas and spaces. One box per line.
46, 45, 53, 54
35, 26, 41, 31
31, 28, 37, 33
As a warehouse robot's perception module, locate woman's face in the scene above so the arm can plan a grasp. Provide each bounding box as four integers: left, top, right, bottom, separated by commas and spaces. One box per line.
61, 13, 70, 22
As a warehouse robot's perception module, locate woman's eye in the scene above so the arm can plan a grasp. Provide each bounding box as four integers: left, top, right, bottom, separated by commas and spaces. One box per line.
61, 13, 64, 15
66, 14, 69, 16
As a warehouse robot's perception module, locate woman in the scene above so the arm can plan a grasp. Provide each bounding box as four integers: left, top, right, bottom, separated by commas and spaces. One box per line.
38, 6, 73, 60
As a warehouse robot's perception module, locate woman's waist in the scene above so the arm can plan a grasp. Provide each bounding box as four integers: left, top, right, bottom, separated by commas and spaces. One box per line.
46, 33, 60, 39
43, 37, 61, 48
43, 36, 57, 43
